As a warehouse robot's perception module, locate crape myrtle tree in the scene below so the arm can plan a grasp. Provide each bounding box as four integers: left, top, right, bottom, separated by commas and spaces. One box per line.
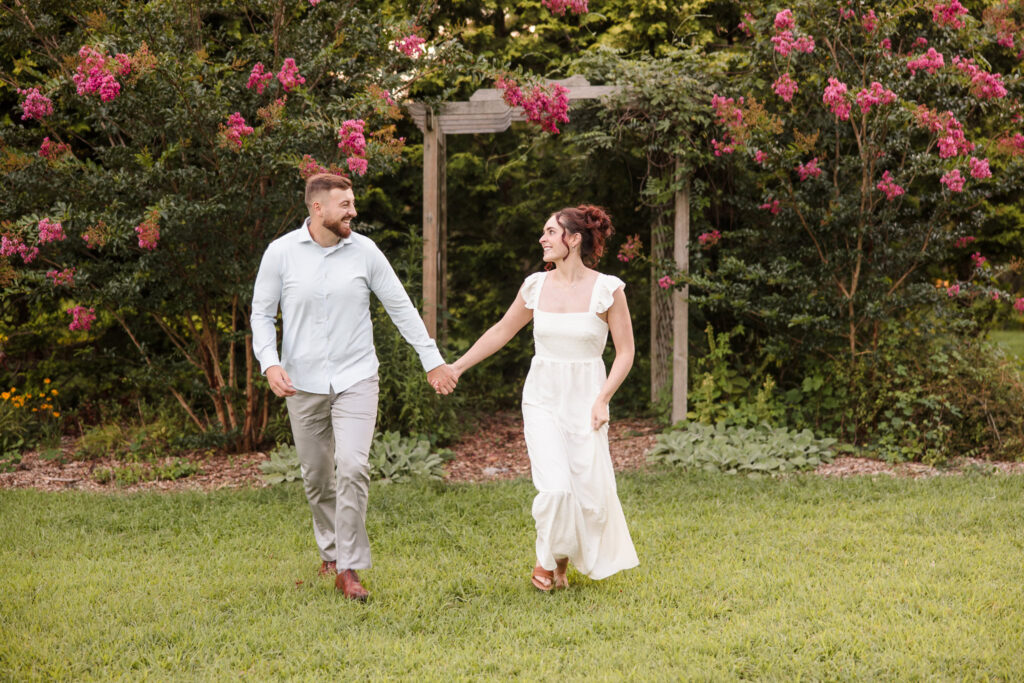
0, 0, 471, 450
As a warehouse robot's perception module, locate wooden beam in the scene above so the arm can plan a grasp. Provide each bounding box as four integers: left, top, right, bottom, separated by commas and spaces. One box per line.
672, 166, 690, 424
422, 109, 441, 338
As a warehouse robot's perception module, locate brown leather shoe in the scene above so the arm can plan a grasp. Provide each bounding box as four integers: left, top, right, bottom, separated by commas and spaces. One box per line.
335, 569, 369, 601
318, 561, 337, 577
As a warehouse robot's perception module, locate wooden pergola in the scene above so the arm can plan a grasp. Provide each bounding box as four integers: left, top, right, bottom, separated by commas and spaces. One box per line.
406, 77, 692, 421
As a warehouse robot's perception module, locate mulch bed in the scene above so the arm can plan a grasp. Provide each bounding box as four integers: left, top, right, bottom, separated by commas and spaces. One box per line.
2, 411, 1021, 493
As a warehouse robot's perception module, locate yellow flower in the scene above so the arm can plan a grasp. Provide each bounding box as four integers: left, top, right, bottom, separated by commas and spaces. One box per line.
51, 389, 58, 396
52, 412, 61, 418
43, 378, 51, 384
1, 392, 8, 400
31, 407, 38, 412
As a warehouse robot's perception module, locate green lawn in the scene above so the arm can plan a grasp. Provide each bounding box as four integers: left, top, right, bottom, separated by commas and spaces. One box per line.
991, 329, 1024, 360
2, 471, 1023, 679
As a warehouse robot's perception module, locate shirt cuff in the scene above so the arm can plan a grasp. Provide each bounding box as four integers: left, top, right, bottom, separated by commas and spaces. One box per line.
258, 353, 282, 375
418, 348, 446, 373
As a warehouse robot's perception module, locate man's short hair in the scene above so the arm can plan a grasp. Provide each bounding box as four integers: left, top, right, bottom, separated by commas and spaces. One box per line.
305, 174, 353, 208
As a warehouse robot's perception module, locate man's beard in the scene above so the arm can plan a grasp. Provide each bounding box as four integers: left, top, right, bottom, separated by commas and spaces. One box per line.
324, 216, 351, 239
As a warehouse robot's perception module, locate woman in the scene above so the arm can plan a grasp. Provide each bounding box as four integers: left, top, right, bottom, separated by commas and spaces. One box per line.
449, 205, 639, 591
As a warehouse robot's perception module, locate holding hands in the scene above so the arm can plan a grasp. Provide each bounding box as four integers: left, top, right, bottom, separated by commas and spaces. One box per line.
427, 364, 459, 395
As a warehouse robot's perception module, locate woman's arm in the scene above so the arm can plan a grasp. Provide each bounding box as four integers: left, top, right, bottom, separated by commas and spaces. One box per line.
592, 287, 635, 429
451, 293, 533, 378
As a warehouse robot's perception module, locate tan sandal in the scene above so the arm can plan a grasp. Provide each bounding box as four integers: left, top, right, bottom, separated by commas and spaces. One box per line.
553, 558, 569, 590
531, 565, 554, 592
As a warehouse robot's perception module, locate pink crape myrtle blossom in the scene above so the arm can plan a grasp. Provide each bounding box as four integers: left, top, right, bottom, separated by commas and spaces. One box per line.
135, 211, 160, 250
760, 199, 781, 214
657, 275, 675, 289
67, 305, 96, 331
299, 154, 329, 179
955, 235, 976, 248
1015, 297, 1024, 313
738, 12, 755, 36
222, 112, 254, 149
753, 149, 768, 164
276, 58, 305, 91
971, 252, 987, 267
247, 62, 273, 93
542, 0, 588, 15
497, 76, 570, 133
916, 106, 974, 157
861, 9, 878, 32
46, 268, 76, 287
38, 137, 71, 160
876, 171, 905, 200
839, 4, 856, 20
907, 48, 945, 75
309, 0, 322, 5
82, 223, 108, 249
933, 0, 970, 29
1, 234, 39, 264
969, 157, 992, 179
947, 284, 961, 297
823, 78, 851, 120
915, 37, 929, 47
773, 72, 799, 102
698, 230, 722, 247
347, 157, 368, 176
792, 35, 815, 52
952, 57, 1007, 99
855, 82, 896, 114
17, 88, 54, 120
774, 9, 795, 30
711, 138, 735, 156
393, 34, 426, 58
940, 168, 965, 192
337, 119, 367, 157
617, 234, 643, 262
73, 46, 124, 101
38, 218, 65, 244
796, 158, 822, 181
880, 38, 892, 53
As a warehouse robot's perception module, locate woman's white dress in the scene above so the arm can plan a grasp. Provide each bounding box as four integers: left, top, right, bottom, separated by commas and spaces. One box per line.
519, 271, 639, 580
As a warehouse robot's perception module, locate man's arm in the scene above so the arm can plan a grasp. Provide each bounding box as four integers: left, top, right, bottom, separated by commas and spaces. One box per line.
250, 243, 295, 396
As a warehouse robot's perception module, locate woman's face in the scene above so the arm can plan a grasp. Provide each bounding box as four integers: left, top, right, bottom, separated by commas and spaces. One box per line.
539, 215, 570, 262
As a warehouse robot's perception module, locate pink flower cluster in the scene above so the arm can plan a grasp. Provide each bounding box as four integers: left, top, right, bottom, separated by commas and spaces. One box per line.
698, 230, 722, 247
737, 12, 755, 36
309, 0, 322, 6
940, 168, 965, 192
876, 171, 904, 200
223, 112, 254, 149
947, 284, 961, 297
394, 34, 426, 58
617, 234, 643, 262
996, 133, 1024, 156
73, 46, 128, 101
542, 0, 588, 15
855, 82, 896, 114
839, 4, 856, 20
1015, 297, 1024, 313
774, 9, 794, 30
299, 154, 328, 179
712, 139, 735, 156
82, 222, 108, 249
796, 158, 822, 181
17, 88, 54, 120
277, 58, 305, 92
497, 77, 571, 134
247, 63, 274, 94
337, 119, 368, 175
771, 31, 815, 56
46, 268, 76, 287
822, 78, 851, 120
753, 149, 768, 164
760, 199, 780, 214
969, 157, 991, 179
38, 218, 65, 244
773, 72, 798, 102
907, 48, 945, 75
861, 9, 878, 32
67, 305, 96, 332
971, 252, 987, 268
916, 106, 974, 158
657, 275, 675, 289
1, 235, 38, 264
954, 235, 976, 248
135, 211, 160, 250
984, 1, 1018, 48
880, 38, 893, 53
38, 137, 71, 160
932, 0, 969, 29
952, 57, 1007, 100
710, 94, 746, 155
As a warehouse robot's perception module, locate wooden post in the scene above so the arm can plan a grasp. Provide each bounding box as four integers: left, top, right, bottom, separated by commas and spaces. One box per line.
422, 109, 441, 338
672, 167, 690, 424
438, 131, 448, 345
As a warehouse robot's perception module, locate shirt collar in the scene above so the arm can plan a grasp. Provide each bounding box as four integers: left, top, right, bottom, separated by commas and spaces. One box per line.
299, 217, 353, 248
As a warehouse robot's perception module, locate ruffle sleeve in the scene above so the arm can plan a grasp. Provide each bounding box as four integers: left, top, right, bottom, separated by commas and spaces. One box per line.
519, 271, 546, 310
593, 274, 626, 314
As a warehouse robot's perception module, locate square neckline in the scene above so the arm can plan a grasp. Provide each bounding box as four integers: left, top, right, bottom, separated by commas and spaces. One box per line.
534, 271, 602, 316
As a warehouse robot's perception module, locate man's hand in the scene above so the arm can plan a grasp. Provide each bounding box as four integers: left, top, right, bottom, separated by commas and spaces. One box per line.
267, 365, 297, 397
427, 364, 458, 395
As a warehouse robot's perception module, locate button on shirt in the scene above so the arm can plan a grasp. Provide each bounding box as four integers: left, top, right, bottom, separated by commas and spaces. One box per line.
250, 220, 445, 394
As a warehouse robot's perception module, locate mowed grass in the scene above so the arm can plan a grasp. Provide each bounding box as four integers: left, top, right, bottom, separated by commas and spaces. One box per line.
2, 470, 1024, 679
991, 329, 1024, 360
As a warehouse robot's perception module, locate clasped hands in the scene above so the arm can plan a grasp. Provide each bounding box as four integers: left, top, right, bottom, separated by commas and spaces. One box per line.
427, 364, 460, 395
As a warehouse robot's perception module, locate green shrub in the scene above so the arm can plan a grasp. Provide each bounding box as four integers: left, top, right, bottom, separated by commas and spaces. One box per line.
648, 422, 836, 476
93, 457, 200, 486
258, 444, 302, 486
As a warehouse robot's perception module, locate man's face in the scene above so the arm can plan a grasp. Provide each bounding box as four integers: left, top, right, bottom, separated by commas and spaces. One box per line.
319, 187, 357, 239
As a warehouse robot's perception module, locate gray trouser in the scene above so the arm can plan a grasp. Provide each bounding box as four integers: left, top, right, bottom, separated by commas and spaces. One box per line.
285, 375, 379, 569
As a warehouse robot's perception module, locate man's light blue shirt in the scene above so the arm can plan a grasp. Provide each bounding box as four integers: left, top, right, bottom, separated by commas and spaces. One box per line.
250, 220, 444, 394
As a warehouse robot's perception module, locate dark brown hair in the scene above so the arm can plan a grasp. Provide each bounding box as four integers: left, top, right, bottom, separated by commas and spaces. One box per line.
553, 205, 615, 267
304, 173, 353, 208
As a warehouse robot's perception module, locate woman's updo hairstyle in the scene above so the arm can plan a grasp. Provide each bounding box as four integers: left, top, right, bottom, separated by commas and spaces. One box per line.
553, 204, 615, 268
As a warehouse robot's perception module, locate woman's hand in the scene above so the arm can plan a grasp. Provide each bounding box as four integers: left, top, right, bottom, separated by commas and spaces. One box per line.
591, 400, 609, 431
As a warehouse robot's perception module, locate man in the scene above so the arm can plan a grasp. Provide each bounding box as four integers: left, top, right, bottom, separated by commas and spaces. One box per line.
251, 173, 457, 601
